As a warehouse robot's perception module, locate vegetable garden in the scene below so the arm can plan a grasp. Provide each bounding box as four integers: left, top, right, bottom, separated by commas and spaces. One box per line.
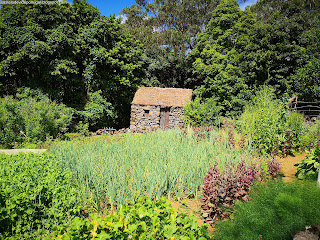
50, 128, 258, 209
1, 124, 320, 239
1, 86, 320, 239
0, 0, 320, 238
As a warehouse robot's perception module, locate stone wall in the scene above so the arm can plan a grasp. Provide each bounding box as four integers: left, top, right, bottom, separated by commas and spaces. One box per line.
130, 104, 184, 132
168, 107, 184, 126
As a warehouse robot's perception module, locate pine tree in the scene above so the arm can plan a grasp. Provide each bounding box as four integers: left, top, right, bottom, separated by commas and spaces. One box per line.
190, 0, 253, 115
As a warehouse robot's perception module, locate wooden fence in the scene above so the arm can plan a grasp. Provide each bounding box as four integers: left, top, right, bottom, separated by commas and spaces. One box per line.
289, 101, 320, 119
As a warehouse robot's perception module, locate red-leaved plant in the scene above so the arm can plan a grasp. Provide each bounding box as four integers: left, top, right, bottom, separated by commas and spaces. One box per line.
193, 126, 213, 140
201, 158, 281, 223
267, 157, 281, 178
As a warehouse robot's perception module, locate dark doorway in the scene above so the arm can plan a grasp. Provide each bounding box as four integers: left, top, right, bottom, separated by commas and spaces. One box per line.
160, 107, 170, 127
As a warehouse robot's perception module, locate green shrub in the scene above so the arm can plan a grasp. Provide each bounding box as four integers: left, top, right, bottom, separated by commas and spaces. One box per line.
0, 88, 73, 148
238, 86, 286, 154
286, 111, 305, 147
0, 153, 82, 239
54, 198, 211, 240
299, 119, 320, 151
182, 97, 222, 127
214, 180, 320, 240
0, 96, 25, 146
80, 90, 116, 131
295, 148, 320, 180
75, 121, 90, 136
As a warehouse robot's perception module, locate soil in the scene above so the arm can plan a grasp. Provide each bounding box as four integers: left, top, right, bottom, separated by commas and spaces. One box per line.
168, 196, 214, 232
279, 153, 307, 182
169, 196, 203, 224
293, 224, 320, 240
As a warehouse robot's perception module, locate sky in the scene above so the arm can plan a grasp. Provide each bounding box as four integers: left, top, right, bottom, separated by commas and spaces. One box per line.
67, 0, 136, 17
67, 0, 257, 17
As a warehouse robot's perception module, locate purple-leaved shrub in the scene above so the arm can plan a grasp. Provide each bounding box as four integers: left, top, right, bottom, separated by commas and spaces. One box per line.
267, 157, 281, 178
201, 158, 281, 223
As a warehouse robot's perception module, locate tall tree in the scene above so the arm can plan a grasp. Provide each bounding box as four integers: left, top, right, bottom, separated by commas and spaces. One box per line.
121, 0, 220, 88
248, 0, 320, 98
190, 0, 254, 115
190, 0, 320, 118
0, 0, 145, 128
74, 16, 145, 127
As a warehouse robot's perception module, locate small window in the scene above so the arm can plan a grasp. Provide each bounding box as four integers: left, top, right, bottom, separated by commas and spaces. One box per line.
144, 109, 150, 117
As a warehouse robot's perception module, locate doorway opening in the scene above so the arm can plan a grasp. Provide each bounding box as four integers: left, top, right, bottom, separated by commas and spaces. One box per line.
160, 107, 170, 127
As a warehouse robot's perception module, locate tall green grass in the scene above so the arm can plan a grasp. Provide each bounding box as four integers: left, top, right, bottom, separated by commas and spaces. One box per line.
51, 128, 256, 210
214, 180, 320, 240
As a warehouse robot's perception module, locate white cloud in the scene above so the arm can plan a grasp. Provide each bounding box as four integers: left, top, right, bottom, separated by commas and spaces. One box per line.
239, 0, 258, 10
116, 14, 128, 24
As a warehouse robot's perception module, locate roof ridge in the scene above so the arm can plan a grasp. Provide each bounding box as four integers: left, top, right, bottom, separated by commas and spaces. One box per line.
132, 87, 193, 107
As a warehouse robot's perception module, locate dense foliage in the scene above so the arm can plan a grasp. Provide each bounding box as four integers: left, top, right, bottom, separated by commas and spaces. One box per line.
187, 0, 320, 121
238, 87, 320, 155
0, 0, 319, 138
0, 0, 144, 129
238, 87, 286, 154
182, 97, 222, 127
121, 0, 219, 88
0, 88, 73, 148
214, 180, 320, 240
0, 153, 82, 239
189, 0, 253, 116
55, 198, 211, 239
295, 148, 320, 180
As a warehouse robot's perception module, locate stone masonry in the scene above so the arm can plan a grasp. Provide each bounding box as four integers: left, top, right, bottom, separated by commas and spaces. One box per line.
130, 104, 184, 132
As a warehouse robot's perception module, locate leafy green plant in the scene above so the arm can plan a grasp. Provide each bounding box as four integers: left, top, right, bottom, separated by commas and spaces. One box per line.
54, 198, 211, 239
0, 88, 73, 148
238, 86, 286, 155
182, 97, 222, 127
79, 90, 116, 131
299, 119, 320, 151
75, 121, 90, 136
0, 96, 25, 146
295, 148, 320, 180
0, 153, 82, 239
286, 111, 305, 142
214, 180, 320, 240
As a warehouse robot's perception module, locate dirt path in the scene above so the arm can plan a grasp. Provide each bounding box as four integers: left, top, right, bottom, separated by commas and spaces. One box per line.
279, 153, 307, 182
169, 197, 204, 224
0, 149, 47, 155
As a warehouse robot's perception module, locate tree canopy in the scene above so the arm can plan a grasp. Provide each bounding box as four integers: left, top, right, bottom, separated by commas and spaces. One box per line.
0, 0, 145, 128
121, 0, 220, 88
0, 0, 319, 130
188, 0, 320, 118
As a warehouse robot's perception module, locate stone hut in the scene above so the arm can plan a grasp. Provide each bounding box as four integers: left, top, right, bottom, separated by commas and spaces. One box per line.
130, 87, 193, 132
